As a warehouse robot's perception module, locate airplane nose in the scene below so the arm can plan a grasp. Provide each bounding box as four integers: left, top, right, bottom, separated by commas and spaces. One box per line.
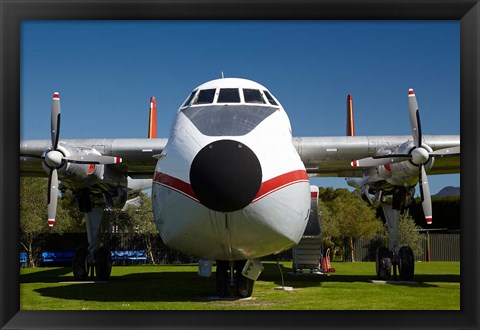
190, 139, 262, 213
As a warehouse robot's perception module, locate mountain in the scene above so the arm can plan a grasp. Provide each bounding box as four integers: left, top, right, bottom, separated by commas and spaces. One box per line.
434, 186, 460, 197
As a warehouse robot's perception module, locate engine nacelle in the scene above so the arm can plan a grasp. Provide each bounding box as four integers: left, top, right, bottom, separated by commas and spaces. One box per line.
374, 142, 434, 187
42, 144, 104, 186
42, 144, 128, 194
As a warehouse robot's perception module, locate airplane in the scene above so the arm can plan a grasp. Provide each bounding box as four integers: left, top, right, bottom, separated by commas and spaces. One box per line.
20, 77, 460, 297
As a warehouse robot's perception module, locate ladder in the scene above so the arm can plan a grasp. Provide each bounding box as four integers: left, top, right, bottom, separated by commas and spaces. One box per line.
291, 186, 323, 273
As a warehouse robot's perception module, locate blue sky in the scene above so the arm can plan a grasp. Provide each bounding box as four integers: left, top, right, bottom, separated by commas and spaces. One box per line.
20, 20, 460, 194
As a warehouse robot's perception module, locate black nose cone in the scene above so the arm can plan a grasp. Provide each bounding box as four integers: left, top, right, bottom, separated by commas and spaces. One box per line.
190, 140, 262, 213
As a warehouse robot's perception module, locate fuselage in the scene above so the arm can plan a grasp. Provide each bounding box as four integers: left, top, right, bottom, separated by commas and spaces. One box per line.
151, 78, 310, 261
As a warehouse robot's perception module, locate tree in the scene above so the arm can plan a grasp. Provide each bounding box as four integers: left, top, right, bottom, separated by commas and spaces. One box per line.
320, 190, 383, 262
124, 193, 158, 264
20, 177, 49, 266
56, 189, 86, 233
383, 210, 423, 258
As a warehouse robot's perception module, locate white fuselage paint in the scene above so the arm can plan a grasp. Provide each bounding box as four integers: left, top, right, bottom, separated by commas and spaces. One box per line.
152, 78, 310, 261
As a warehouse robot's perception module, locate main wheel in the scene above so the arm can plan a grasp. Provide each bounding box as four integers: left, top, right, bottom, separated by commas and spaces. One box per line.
235, 261, 254, 298
94, 247, 112, 281
73, 247, 89, 281
398, 246, 415, 281
376, 247, 392, 279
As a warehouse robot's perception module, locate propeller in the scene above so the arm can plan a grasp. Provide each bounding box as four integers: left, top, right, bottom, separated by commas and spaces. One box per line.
23, 92, 123, 227
46, 92, 61, 227
351, 89, 460, 224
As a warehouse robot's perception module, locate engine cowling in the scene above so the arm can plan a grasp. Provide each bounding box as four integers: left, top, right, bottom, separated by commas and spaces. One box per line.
42, 144, 128, 195
375, 142, 434, 187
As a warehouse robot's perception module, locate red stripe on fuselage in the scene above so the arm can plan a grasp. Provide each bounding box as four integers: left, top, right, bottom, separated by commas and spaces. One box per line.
153, 171, 199, 202
153, 169, 308, 207
252, 170, 309, 202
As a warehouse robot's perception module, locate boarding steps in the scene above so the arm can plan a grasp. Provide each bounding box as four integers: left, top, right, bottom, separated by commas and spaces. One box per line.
292, 236, 323, 273
291, 186, 323, 274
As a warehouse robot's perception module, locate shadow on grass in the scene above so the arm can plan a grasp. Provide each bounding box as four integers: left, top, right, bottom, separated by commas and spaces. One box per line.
261, 263, 460, 289
23, 263, 460, 302
31, 271, 216, 302
20, 267, 73, 283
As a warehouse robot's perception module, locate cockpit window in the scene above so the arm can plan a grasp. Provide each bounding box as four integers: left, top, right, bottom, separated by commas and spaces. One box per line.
263, 90, 278, 106
194, 89, 216, 105
243, 89, 266, 104
217, 88, 241, 103
182, 90, 197, 107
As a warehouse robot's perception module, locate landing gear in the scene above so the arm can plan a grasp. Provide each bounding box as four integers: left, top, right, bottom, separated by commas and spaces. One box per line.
215, 260, 255, 298
377, 186, 416, 281
398, 246, 414, 281
235, 261, 254, 298
72, 191, 113, 282
72, 245, 112, 281
216, 260, 230, 297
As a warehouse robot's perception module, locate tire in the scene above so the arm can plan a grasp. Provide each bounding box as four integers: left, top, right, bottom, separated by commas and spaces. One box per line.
94, 247, 112, 281
73, 247, 89, 281
235, 260, 254, 298
398, 246, 415, 281
236, 274, 254, 298
376, 247, 392, 279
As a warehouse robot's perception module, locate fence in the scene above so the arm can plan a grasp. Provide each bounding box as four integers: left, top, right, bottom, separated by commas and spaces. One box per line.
21, 232, 460, 267
353, 232, 460, 262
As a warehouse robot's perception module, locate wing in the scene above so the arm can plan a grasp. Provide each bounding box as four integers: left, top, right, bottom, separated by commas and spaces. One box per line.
294, 135, 460, 177
20, 138, 167, 178
22, 135, 460, 179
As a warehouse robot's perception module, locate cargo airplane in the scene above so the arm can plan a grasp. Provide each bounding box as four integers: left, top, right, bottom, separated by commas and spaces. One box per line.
20, 78, 460, 297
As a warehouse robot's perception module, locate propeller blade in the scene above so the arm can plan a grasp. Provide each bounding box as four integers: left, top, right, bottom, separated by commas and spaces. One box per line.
64, 154, 122, 165
430, 146, 460, 158
408, 89, 422, 148
51, 92, 61, 150
419, 165, 432, 224
20, 154, 44, 159
351, 154, 410, 167
47, 168, 58, 227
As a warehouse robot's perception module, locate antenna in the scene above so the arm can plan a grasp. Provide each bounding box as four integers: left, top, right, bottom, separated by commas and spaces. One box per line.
221, 71, 225, 79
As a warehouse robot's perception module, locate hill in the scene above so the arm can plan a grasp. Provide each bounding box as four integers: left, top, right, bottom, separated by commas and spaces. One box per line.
434, 186, 460, 197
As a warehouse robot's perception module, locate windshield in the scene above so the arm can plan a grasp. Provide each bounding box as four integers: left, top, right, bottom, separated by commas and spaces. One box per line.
182, 105, 277, 136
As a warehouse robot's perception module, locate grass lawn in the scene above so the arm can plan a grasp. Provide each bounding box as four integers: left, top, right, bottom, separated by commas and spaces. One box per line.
20, 261, 460, 310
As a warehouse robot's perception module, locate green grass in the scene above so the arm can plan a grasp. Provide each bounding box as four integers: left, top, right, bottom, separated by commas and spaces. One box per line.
20, 261, 460, 310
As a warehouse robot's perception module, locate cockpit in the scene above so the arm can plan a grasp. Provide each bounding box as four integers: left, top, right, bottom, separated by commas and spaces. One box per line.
181, 88, 279, 107
178, 78, 282, 137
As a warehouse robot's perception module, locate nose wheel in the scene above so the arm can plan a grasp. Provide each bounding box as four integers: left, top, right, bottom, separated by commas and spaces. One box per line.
216, 260, 254, 298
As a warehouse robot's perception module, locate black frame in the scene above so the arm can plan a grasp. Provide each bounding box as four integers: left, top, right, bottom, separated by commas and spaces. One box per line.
1, 0, 478, 329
